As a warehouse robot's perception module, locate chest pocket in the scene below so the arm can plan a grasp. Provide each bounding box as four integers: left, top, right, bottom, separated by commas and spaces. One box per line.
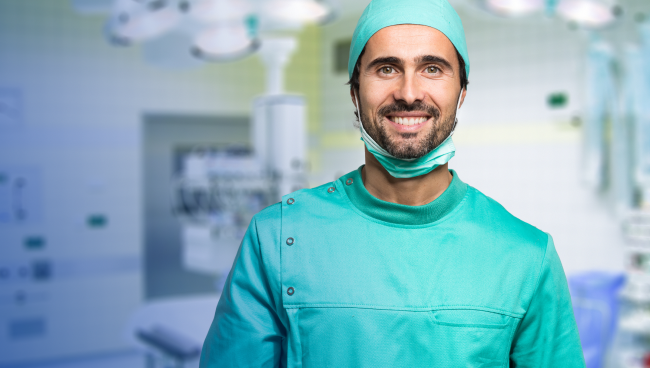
294, 307, 517, 368
428, 309, 514, 367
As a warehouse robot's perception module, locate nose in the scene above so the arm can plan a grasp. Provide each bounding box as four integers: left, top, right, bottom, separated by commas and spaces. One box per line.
393, 72, 426, 105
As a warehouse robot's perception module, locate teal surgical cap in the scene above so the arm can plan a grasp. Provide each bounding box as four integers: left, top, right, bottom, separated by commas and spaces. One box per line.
348, 0, 470, 80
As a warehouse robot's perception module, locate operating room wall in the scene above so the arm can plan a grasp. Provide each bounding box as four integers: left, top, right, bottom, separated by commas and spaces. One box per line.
316, 9, 630, 275
0, 1, 322, 366
459, 12, 586, 126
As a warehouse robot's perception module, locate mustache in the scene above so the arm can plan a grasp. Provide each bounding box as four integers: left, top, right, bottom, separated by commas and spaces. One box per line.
377, 101, 440, 120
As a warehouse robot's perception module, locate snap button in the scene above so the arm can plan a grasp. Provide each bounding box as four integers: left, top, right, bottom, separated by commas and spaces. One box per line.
286, 237, 294, 245
346, 178, 353, 185
287, 287, 295, 296
327, 187, 335, 193
286, 198, 295, 205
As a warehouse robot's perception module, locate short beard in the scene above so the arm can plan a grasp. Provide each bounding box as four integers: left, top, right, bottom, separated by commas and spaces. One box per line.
360, 100, 456, 159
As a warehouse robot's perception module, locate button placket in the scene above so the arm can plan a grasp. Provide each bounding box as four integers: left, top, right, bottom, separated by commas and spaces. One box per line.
284, 196, 297, 298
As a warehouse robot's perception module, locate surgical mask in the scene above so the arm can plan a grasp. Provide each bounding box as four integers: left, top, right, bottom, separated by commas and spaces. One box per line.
356, 90, 463, 179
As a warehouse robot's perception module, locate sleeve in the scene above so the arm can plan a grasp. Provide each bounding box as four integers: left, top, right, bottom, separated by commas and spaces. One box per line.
509, 234, 586, 368
199, 216, 286, 368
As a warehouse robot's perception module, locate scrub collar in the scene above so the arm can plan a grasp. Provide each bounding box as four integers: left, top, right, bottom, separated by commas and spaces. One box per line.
337, 166, 468, 225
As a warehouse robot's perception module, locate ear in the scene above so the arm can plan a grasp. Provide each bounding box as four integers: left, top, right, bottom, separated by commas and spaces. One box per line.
350, 88, 357, 108
458, 88, 467, 109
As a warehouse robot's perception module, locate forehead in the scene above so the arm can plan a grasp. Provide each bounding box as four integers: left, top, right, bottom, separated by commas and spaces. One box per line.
364, 24, 457, 63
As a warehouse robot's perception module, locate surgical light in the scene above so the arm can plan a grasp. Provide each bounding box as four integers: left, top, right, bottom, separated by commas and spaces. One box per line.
485, 0, 544, 16
189, 0, 252, 23
142, 31, 205, 69
264, 0, 332, 24
191, 22, 259, 62
556, 0, 618, 28
77, 0, 339, 65
105, 0, 180, 45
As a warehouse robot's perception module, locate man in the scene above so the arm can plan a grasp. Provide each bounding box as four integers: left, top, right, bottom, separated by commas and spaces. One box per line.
200, 0, 585, 366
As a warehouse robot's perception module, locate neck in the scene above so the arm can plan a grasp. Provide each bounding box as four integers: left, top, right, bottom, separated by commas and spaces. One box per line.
361, 147, 453, 206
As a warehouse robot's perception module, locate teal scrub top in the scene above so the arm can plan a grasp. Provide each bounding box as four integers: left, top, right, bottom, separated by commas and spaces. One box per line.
200, 168, 586, 368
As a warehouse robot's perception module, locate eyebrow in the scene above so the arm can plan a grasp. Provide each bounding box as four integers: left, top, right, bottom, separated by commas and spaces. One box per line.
417, 55, 453, 70
365, 54, 454, 71
366, 56, 401, 71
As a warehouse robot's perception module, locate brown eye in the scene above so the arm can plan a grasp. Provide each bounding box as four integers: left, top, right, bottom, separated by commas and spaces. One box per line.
426, 66, 440, 74
381, 66, 393, 74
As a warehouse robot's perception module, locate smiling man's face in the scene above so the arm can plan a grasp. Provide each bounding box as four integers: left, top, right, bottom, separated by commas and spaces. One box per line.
353, 24, 466, 159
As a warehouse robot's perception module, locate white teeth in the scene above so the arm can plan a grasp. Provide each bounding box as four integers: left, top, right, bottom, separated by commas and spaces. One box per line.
392, 117, 427, 126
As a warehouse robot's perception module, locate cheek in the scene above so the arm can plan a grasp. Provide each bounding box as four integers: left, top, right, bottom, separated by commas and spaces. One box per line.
427, 89, 460, 114
361, 81, 397, 115
360, 93, 381, 117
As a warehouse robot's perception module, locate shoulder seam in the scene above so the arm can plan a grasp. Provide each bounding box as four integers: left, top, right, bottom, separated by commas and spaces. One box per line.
522, 232, 551, 316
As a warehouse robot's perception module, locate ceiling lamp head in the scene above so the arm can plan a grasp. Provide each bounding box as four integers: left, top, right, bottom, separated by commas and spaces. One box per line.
105, 0, 181, 45
485, 0, 544, 16
189, 0, 252, 23
263, 0, 333, 25
191, 20, 260, 62
142, 30, 205, 69
557, 0, 620, 28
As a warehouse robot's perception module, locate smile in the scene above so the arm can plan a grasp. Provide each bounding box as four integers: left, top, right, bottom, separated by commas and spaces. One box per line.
386, 114, 431, 126
389, 116, 428, 126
